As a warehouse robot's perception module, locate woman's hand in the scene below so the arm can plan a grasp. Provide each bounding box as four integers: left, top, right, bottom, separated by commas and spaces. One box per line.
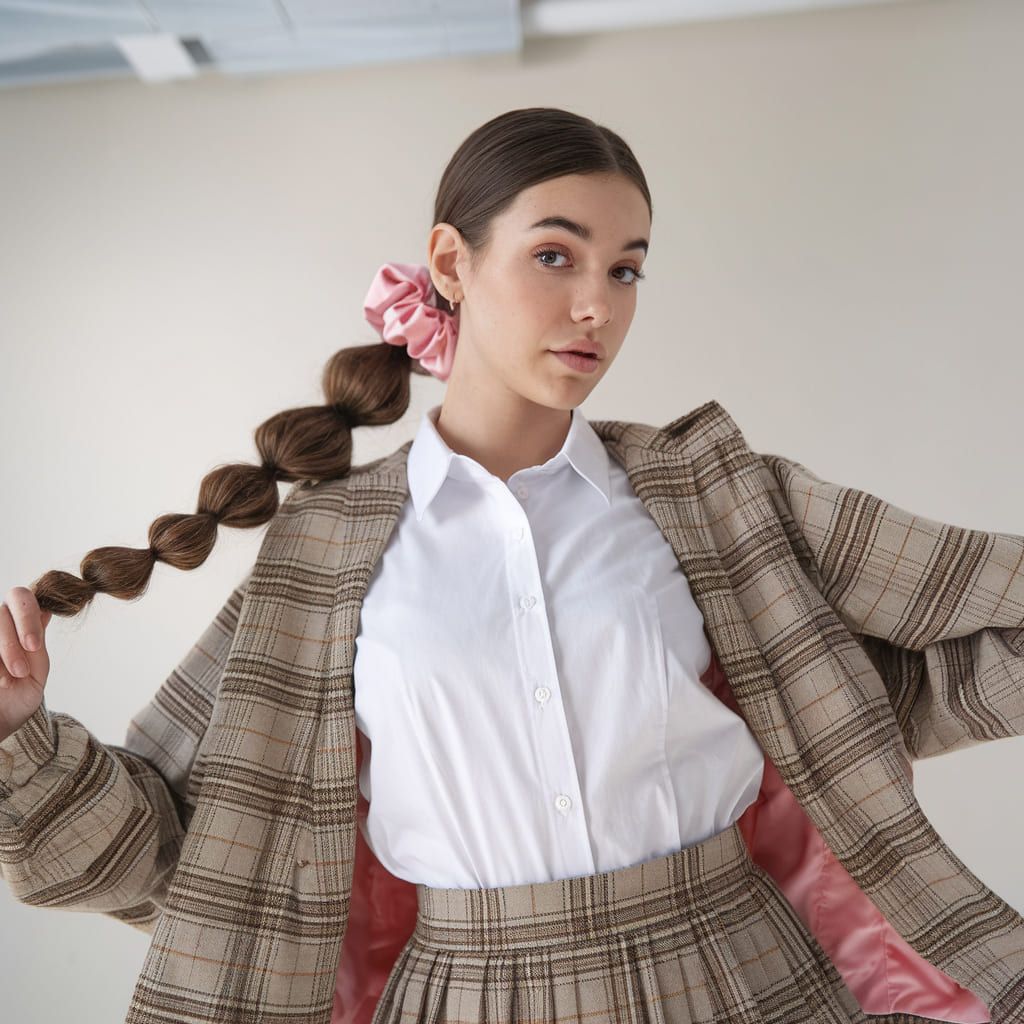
0, 587, 52, 743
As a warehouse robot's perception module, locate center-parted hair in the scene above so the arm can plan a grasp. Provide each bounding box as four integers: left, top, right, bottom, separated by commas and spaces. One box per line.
34, 108, 650, 617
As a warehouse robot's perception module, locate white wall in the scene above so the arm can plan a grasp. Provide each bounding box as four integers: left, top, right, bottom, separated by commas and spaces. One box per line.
1, 0, 1022, 1018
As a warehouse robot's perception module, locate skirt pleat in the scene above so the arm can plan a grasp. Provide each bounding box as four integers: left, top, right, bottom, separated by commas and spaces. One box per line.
371, 824, 927, 1024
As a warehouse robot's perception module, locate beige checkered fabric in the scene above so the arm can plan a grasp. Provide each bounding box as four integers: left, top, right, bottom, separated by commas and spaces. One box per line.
1, 401, 1022, 1023
385, 824, 868, 1024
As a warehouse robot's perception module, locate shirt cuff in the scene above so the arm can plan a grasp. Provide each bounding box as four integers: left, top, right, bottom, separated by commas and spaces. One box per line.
0, 705, 56, 799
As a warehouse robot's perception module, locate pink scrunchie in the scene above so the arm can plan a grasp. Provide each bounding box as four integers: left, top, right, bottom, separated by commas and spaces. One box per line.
363, 263, 458, 382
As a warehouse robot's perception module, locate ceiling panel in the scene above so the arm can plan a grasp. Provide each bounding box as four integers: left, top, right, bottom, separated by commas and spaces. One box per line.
136, 0, 281, 35
0, 0, 521, 86
203, 16, 520, 76
0, 39, 133, 86
0, 2, 147, 62
0, 0, 911, 89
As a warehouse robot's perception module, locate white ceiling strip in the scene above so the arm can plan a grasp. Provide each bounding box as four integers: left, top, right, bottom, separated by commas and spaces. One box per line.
522, 0, 905, 36
113, 32, 197, 80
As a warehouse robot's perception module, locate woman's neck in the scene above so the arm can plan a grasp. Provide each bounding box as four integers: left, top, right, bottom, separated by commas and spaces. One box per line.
435, 393, 572, 482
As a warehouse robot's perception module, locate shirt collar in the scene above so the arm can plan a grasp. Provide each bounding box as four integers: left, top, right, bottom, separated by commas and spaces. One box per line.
407, 407, 612, 520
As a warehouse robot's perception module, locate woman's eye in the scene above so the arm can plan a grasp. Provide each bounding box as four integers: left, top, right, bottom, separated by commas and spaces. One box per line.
536, 250, 570, 267
612, 265, 645, 285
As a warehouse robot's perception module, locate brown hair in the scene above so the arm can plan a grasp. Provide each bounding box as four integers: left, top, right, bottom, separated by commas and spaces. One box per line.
34, 108, 650, 616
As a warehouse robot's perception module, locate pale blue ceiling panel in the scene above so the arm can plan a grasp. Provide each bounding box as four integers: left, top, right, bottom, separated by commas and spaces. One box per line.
203, 29, 445, 76
281, 1, 441, 20
0, 40, 133, 88
0, 1, 147, 62
0, 0, 520, 83
201, 1, 520, 76
270, 0, 520, 52
203, 9, 519, 76
0, 0, 901, 88
140, 0, 282, 35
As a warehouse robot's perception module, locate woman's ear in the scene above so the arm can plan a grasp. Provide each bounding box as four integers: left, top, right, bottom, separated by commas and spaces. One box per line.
428, 223, 468, 306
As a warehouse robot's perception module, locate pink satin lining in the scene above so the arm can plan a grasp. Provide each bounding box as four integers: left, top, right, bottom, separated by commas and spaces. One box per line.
705, 654, 990, 1023
736, 755, 988, 1020
332, 658, 990, 1024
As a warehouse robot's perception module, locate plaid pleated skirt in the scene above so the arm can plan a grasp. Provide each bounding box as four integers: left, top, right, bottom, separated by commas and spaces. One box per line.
371, 823, 900, 1024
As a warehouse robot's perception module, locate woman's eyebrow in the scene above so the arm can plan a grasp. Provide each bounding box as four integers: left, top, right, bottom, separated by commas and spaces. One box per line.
529, 215, 649, 255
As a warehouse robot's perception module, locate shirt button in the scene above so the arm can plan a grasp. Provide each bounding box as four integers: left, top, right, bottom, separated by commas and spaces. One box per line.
519, 595, 536, 611
533, 686, 551, 704
516, 485, 529, 500
512, 527, 525, 542
554, 794, 572, 813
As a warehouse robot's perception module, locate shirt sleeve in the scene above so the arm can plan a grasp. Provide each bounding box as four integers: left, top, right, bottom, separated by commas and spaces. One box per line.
0, 580, 247, 931
760, 454, 1024, 759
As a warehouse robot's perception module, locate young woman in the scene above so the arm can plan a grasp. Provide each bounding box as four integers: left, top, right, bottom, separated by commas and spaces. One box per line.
1, 108, 1022, 1024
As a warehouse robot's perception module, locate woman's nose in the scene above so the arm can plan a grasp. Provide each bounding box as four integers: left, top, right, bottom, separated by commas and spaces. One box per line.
571, 277, 613, 326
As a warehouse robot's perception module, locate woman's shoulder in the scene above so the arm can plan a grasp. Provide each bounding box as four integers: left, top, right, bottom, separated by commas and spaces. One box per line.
240, 443, 412, 585
592, 401, 753, 464
279, 442, 412, 509
250, 442, 412, 573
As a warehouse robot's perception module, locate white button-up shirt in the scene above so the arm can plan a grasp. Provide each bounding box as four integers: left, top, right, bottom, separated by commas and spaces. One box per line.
353, 409, 764, 889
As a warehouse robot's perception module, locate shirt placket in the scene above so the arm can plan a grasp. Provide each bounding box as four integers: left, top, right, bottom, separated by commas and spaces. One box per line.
499, 475, 595, 881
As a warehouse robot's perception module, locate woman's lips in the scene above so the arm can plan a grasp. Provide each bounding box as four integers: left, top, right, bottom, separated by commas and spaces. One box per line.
551, 350, 600, 373
551, 341, 603, 374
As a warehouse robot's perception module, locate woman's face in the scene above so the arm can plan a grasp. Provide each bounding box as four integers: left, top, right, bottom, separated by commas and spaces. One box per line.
443, 172, 651, 414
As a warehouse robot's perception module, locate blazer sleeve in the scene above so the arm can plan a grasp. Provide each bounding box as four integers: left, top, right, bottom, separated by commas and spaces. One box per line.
760, 454, 1024, 759
0, 580, 247, 931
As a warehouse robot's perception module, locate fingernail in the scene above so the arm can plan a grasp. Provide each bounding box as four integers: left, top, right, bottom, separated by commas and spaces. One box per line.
24, 634, 39, 653
12, 659, 28, 678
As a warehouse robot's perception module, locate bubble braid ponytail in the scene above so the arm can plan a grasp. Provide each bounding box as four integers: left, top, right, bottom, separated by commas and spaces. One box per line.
33, 342, 412, 617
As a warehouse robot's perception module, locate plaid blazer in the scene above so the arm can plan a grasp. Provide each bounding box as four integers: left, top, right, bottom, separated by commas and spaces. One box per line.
2, 401, 1023, 1023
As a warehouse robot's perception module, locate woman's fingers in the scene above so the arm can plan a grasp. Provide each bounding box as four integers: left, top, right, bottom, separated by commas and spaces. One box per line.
0, 603, 28, 681
0, 590, 51, 740
11, 586, 46, 652
0, 587, 49, 680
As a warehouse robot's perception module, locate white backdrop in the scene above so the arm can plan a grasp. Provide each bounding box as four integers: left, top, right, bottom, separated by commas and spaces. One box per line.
1, 0, 1022, 1019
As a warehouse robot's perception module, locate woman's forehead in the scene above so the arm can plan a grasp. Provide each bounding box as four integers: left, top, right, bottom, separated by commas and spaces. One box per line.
500, 174, 651, 240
